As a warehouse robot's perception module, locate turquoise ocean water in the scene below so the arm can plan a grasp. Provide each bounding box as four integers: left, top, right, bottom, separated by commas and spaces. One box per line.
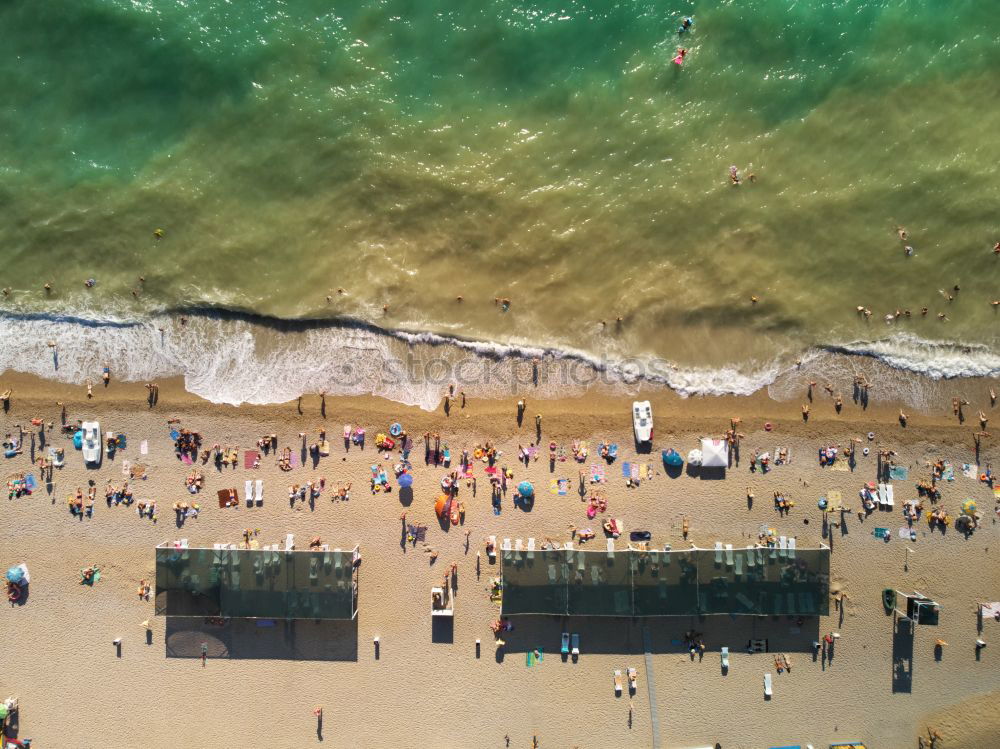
1, 0, 1000, 406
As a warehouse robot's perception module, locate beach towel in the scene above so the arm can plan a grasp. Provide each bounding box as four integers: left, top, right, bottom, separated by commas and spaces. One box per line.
898, 527, 912, 539
622, 462, 631, 478
121, 459, 131, 477
890, 466, 910, 481
290, 451, 300, 469
140, 440, 148, 455
130, 464, 147, 479
24, 473, 36, 491
994, 487, 1000, 500
980, 602, 1000, 619
630, 463, 640, 483
244, 450, 259, 469
643, 463, 652, 480
962, 463, 978, 480
181, 453, 193, 465
942, 462, 955, 481
558, 479, 569, 496
873, 527, 889, 540
217, 488, 238, 508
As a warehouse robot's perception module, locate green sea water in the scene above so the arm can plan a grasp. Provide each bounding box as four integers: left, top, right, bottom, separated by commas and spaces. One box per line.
2, 0, 1000, 380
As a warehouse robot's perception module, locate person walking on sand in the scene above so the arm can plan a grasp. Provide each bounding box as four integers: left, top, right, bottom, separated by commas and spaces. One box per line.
102, 362, 110, 386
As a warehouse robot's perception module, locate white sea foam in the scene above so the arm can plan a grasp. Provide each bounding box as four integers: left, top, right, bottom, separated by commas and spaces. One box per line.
826, 334, 1000, 379
0, 315, 994, 411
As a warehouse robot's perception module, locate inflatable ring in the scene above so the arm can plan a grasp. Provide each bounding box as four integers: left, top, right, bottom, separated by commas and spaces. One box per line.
764, 422, 773, 432
981, 474, 988, 482
863, 447, 870, 456
473, 448, 484, 460
389, 423, 402, 437
867, 432, 875, 441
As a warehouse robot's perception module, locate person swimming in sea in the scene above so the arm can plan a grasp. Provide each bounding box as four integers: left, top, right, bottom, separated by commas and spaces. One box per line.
729, 165, 741, 185
678, 17, 693, 34
673, 47, 687, 66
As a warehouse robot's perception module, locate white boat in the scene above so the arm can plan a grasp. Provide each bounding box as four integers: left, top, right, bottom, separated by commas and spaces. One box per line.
632, 401, 653, 444
81, 421, 101, 465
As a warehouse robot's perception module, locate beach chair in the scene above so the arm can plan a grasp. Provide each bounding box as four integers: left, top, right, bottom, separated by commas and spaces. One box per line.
745, 547, 756, 568
285, 533, 295, 552
607, 539, 615, 558
527, 538, 535, 560
886, 483, 894, 507
613, 670, 623, 696
721, 646, 730, 671
778, 536, 787, 557
561, 632, 570, 655
255, 479, 263, 506
725, 544, 734, 566
564, 541, 574, 550
734, 552, 744, 576
548, 564, 558, 584
571, 633, 580, 656
878, 483, 888, 508
627, 667, 637, 692
763, 673, 773, 697
488, 536, 497, 561
245, 480, 253, 506
590, 565, 600, 585
502, 538, 512, 552
715, 541, 723, 564
787, 537, 796, 558
515, 538, 524, 553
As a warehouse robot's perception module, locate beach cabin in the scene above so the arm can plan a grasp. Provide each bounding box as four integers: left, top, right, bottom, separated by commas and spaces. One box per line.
154, 540, 359, 620
432, 585, 454, 617
498, 543, 830, 617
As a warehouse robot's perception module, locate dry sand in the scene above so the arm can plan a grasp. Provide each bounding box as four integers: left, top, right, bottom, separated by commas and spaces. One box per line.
2, 371, 1000, 749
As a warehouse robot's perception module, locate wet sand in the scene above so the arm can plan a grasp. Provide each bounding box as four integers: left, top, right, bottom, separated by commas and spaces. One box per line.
2, 371, 999, 748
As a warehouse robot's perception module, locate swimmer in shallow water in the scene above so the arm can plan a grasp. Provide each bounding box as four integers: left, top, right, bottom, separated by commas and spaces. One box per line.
678, 17, 693, 34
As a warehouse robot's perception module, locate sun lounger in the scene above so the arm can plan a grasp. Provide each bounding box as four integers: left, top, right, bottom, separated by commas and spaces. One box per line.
527, 538, 535, 560
564, 541, 574, 550
607, 539, 615, 557
488, 536, 497, 560
627, 667, 637, 692
255, 479, 263, 506
778, 536, 787, 557
734, 552, 743, 575
613, 670, 623, 695
721, 646, 730, 670
725, 544, 734, 566
763, 672, 772, 697
245, 480, 253, 506
878, 483, 888, 508
285, 533, 295, 552
515, 539, 524, 552
561, 632, 570, 655
548, 564, 557, 583
502, 538, 512, 552
715, 541, 723, 564
590, 566, 600, 584
571, 633, 580, 656
787, 537, 796, 558
885, 483, 894, 507
745, 547, 756, 567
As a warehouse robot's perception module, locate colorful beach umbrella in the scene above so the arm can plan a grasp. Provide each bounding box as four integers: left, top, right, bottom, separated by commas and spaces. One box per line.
962, 499, 977, 516
662, 449, 683, 467
398, 472, 413, 489
517, 481, 534, 497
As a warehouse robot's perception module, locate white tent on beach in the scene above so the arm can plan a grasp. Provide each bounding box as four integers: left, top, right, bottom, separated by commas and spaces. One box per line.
700, 438, 728, 468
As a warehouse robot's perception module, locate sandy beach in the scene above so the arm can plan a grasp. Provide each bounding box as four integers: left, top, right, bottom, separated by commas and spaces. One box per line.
2, 371, 1000, 749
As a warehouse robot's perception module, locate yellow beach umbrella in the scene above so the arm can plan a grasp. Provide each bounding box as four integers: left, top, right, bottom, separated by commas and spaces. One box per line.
962, 499, 977, 516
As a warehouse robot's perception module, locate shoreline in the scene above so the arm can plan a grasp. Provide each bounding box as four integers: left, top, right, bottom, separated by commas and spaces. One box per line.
3, 309, 1000, 412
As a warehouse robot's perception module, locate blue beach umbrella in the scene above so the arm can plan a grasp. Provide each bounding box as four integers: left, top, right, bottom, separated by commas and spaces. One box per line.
398, 473, 413, 489
662, 449, 683, 467
517, 481, 534, 498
